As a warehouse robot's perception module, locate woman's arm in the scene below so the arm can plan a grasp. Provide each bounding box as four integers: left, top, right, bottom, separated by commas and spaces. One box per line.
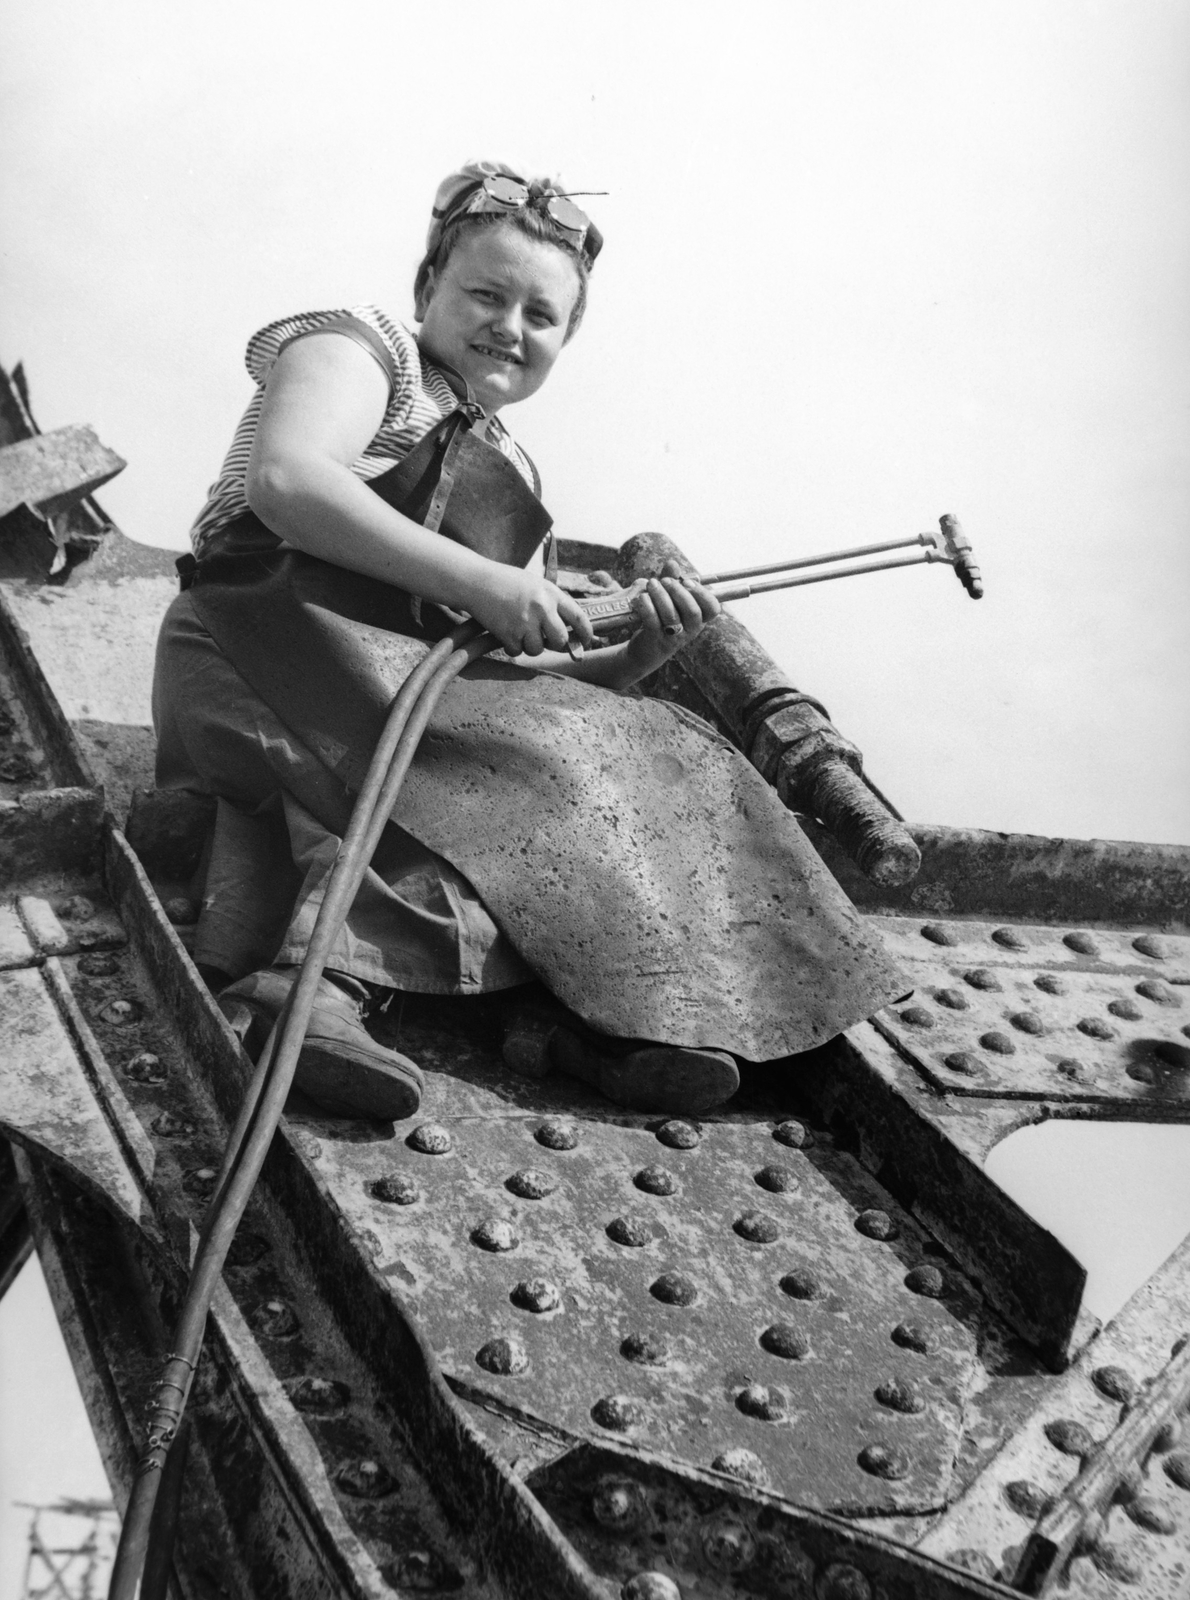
246, 334, 594, 657
533, 569, 722, 688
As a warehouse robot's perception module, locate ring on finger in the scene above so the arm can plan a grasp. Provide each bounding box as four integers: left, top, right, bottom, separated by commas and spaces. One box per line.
662, 622, 683, 637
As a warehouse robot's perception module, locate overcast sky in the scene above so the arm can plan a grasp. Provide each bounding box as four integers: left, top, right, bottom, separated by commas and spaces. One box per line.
1, 2, 1188, 1589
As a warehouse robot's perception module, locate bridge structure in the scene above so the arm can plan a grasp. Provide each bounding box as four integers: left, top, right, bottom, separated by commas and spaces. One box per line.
1, 361, 1189, 1599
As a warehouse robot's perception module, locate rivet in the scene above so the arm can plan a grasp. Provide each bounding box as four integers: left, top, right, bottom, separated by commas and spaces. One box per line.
710, 1447, 769, 1487
1155, 1041, 1190, 1070
471, 1218, 519, 1252
1034, 973, 1067, 995
945, 1551, 998, 1579
384, 1552, 463, 1592
754, 1164, 798, 1193
1090, 1542, 1142, 1585
1154, 1418, 1183, 1453
183, 1167, 218, 1198
905, 1265, 945, 1297
592, 1477, 648, 1531
1003, 1480, 1053, 1519
0, 753, 36, 782
818, 1564, 873, 1600
1113, 1465, 1144, 1505
535, 1120, 578, 1149
964, 968, 1002, 992
701, 1515, 756, 1572
1055, 1058, 1086, 1081
734, 1211, 781, 1243
891, 1322, 937, 1354
99, 997, 143, 1025
476, 1336, 528, 1375
1128, 1061, 1157, 1085
60, 895, 96, 922
760, 1323, 809, 1359
371, 1174, 420, 1205
1133, 934, 1167, 960
656, 1119, 700, 1149
772, 1119, 812, 1148
78, 951, 119, 977
1044, 1418, 1094, 1457
634, 1164, 678, 1196
334, 1458, 395, 1498
592, 1395, 647, 1431
780, 1268, 821, 1300
899, 1006, 934, 1029
1091, 1365, 1137, 1403
1136, 979, 1181, 1006
875, 1377, 926, 1414
124, 1051, 165, 1083
285, 1376, 350, 1413
650, 1272, 698, 1306
1063, 930, 1099, 956
511, 1278, 560, 1313
992, 927, 1028, 951
607, 1216, 652, 1247
855, 1209, 898, 1241
1164, 1452, 1190, 1490
920, 923, 960, 946
407, 1123, 452, 1155
1009, 1011, 1044, 1035
252, 1299, 299, 1338
150, 1112, 195, 1139
226, 1232, 269, 1267
980, 1031, 1016, 1055
1077, 1016, 1115, 1040
1108, 999, 1143, 1022
942, 1052, 981, 1076
736, 1382, 787, 1421
506, 1169, 557, 1199
621, 1574, 680, 1600
162, 896, 196, 925
857, 1443, 909, 1480
1126, 1495, 1176, 1535
934, 988, 970, 1011
620, 1332, 671, 1366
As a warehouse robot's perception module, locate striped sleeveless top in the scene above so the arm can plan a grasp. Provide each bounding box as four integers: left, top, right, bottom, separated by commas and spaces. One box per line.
189, 304, 539, 559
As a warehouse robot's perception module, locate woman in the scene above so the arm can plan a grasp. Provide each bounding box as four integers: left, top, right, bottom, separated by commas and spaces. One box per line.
154, 161, 904, 1122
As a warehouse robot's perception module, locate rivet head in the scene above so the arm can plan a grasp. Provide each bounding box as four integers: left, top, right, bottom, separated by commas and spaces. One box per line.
471, 1218, 519, 1252
592, 1394, 647, 1431
183, 1167, 218, 1198
621, 1574, 680, 1600
899, 1005, 935, 1029
734, 1211, 781, 1243
1009, 1011, 1044, 1035
921, 923, 960, 946
992, 927, 1028, 951
476, 1336, 528, 1375
656, 1119, 700, 1149
1155, 1041, 1190, 1070
942, 1052, 981, 1076
407, 1123, 452, 1155
1108, 999, 1143, 1022
736, 1383, 787, 1421
855, 1209, 898, 1241
980, 1031, 1016, 1055
754, 1163, 798, 1193
1126, 1495, 1176, 1535
1034, 973, 1067, 995
875, 1377, 926, 1414
334, 1457, 395, 1498
0, 753, 36, 782
162, 896, 196, 925
1063, 931, 1099, 957
1137, 979, 1181, 1006
650, 1272, 698, 1306
620, 1331, 672, 1366
99, 997, 143, 1025
760, 1323, 809, 1359
371, 1173, 420, 1205
1133, 934, 1167, 960
773, 1119, 812, 1147
857, 1443, 908, 1480
964, 968, 1002, 992
607, 1216, 652, 1247
535, 1120, 578, 1149
1044, 1418, 1095, 1457
1055, 1058, 1086, 1081
1077, 1016, 1115, 1040
1164, 1451, 1190, 1490
1128, 1060, 1158, 1085
780, 1268, 821, 1300
506, 1169, 557, 1199
905, 1265, 945, 1297
634, 1164, 678, 1196
511, 1278, 560, 1313
817, 1564, 873, 1600
935, 987, 970, 1011
1091, 1542, 1143, 1585
78, 951, 119, 977
286, 1376, 349, 1413
1091, 1365, 1137, 1403
891, 1322, 938, 1353
124, 1051, 165, 1083
1113, 1465, 1145, 1505
60, 895, 96, 922
252, 1299, 299, 1338
1003, 1479, 1053, 1519
701, 1515, 756, 1572
710, 1447, 769, 1487
592, 1477, 648, 1531
150, 1112, 195, 1139
1155, 1418, 1183, 1452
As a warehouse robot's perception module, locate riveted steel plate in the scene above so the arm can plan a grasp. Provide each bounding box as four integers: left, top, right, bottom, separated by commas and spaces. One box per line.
871, 914, 1190, 1105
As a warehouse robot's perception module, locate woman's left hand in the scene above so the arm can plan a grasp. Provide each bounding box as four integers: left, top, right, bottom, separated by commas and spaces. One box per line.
625, 559, 722, 673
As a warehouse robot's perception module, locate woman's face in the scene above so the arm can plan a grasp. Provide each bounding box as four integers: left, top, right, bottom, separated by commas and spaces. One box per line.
415, 225, 581, 412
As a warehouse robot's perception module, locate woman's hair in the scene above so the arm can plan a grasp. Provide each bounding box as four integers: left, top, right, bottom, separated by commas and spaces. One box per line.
414, 201, 591, 340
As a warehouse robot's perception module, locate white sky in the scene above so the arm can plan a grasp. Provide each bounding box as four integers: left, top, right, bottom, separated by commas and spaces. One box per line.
1, 1, 1189, 1586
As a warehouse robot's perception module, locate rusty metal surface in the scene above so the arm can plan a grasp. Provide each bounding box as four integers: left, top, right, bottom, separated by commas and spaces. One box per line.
0, 424, 125, 518
871, 913, 1190, 1110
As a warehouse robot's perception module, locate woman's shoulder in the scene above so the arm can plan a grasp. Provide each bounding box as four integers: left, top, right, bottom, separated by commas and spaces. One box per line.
244, 304, 423, 409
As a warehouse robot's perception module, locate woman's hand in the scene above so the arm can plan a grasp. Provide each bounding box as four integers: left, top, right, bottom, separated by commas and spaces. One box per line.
464, 565, 596, 658
622, 560, 722, 676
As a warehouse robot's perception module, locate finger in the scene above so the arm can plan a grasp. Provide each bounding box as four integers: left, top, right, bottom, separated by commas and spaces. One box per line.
646, 577, 682, 635
519, 626, 546, 657
662, 576, 704, 630
679, 576, 722, 620
557, 593, 595, 648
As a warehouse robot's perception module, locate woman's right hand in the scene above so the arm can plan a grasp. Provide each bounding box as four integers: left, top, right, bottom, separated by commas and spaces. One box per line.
466, 565, 595, 657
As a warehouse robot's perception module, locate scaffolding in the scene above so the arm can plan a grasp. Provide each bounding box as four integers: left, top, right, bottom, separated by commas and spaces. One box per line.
15, 1500, 118, 1600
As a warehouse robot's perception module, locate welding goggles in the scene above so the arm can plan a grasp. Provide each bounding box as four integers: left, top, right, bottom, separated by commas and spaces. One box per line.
433, 174, 603, 266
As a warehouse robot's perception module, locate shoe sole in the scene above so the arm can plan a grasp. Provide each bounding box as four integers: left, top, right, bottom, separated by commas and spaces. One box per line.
597, 1046, 740, 1115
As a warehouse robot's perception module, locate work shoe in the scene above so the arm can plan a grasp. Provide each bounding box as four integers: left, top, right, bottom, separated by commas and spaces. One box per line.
217, 966, 423, 1121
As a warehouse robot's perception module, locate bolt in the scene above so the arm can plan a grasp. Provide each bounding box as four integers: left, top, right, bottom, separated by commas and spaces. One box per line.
371, 1174, 420, 1205
1091, 1366, 1137, 1403
471, 1218, 519, 1252
1108, 998, 1143, 1022
736, 1383, 787, 1422
607, 1216, 652, 1247
1009, 1011, 1044, 1035
1136, 979, 1181, 1006
650, 1272, 698, 1306
1078, 1017, 1115, 1040
535, 1119, 579, 1149
634, 1165, 678, 1196
780, 1268, 821, 1300
905, 1265, 946, 1297
964, 968, 1002, 992
506, 1169, 558, 1199
476, 1336, 529, 1375
942, 1052, 981, 1076
1063, 931, 1099, 957
992, 927, 1029, 951
621, 1574, 680, 1600
99, 997, 143, 1025
710, 1448, 769, 1487
857, 1444, 909, 1480
1035, 973, 1067, 995
772, 1119, 812, 1147
734, 1211, 781, 1244
1003, 1480, 1053, 1519
891, 1322, 937, 1354
1044, 1418, 1095, 1457
875, 1377, 926, 1414
1133, 934, 1167, 960
592, 1478, 647, 1531
701, 1516, 756, 1572
980, 1031, 1016, 1055
285, 1376, 350, 1413
407, 1123, 452, 1155
621, 1332, 671, 1366
252, 1299, 300, 1338
592, 1395, 647, 1431
1126, 1495, 1176, 1535
124, 1052, 165, 1083
920, 923, 960, 946
760, 1323, 809, 1359
934, 988, 970, 1011
855, 1209, 898, 1241
78, 951, 119, 977
334, 1458, 395, 1498
656, 1119, 700, 1149
510, 1278, 560, 1313
899, 1006, 935, 1029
